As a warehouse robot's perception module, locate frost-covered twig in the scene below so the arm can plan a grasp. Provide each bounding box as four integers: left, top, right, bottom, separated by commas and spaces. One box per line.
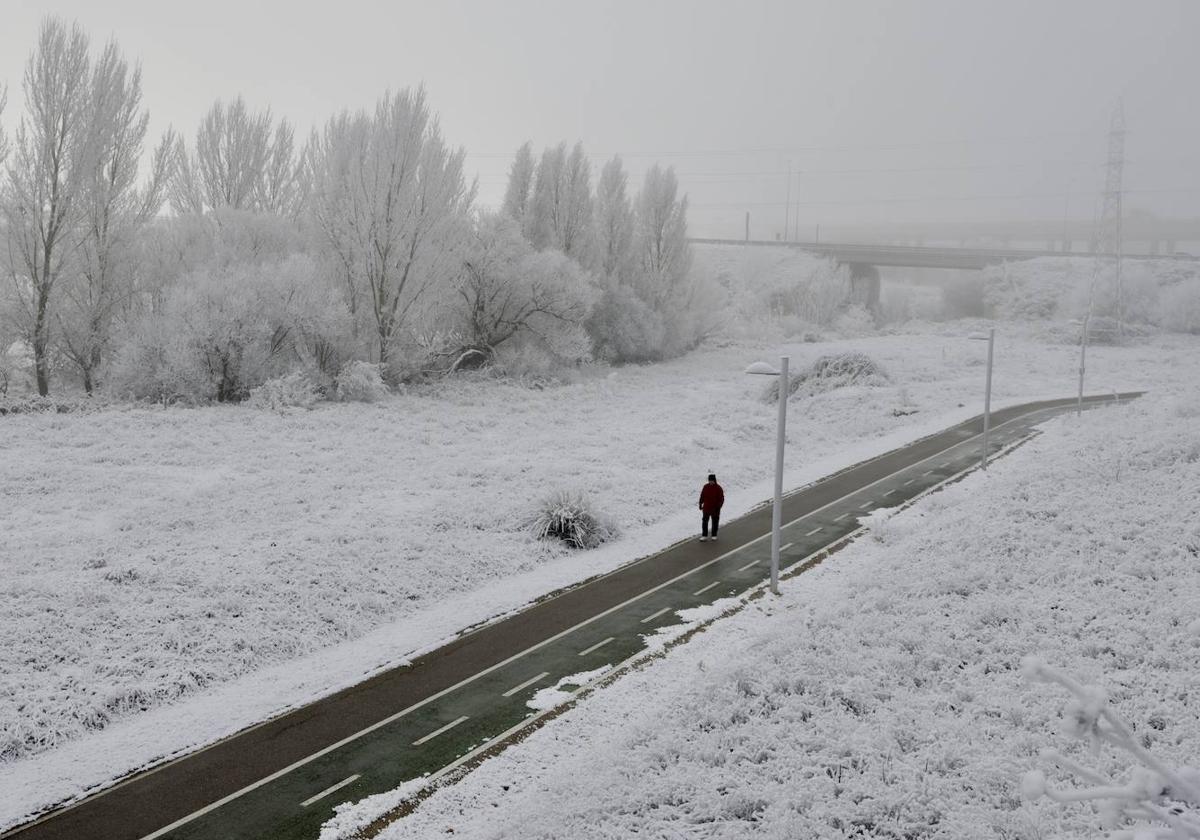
1021, 657, 1200, 839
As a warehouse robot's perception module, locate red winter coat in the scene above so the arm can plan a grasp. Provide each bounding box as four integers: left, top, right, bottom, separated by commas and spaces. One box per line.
699, 482, 724, 514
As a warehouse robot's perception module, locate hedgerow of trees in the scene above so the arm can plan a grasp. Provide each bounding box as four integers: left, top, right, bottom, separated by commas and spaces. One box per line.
0, 17, 711, 402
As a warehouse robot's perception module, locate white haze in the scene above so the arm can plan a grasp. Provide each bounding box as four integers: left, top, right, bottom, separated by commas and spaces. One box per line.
1, 0, 1198, 238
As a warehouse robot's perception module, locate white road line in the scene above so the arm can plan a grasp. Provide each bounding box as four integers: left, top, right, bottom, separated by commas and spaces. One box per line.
834, 512, 849, 521
693, 581, 721, 596
805, 527, 821, 536
640, 607, 671, 624
737, 559, 758, 571
858, 501, 872, 509
413, 716, 469, 747
903, 479, 916, 486
578, 637, 614, 656
300, 774, 360, 808
922, 470, 934, 476
886, 489, 901, 496
130, 400, 1087, 840
501, 672, 549, 698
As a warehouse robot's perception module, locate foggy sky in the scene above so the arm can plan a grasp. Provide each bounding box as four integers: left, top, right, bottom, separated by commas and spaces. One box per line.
2, 0, 1198, 239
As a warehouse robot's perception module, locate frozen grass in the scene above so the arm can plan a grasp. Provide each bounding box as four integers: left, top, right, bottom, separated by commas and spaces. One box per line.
1, 328, 1197, 827
358, 384, 1200, 840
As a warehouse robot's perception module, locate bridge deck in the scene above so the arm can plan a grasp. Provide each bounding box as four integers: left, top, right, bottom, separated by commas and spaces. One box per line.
690, 238, 1198, 270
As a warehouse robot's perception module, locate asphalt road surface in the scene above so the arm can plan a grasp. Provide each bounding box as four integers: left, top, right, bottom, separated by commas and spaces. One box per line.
2, 393, 1138, 840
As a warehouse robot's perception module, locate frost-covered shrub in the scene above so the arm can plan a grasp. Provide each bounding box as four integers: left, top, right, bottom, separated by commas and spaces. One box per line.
106, 315, 210, 404
1021, 658, 1200, 839
765, 351, 891, 402
246, 372, 321, 410
1158, 279, 1200, 334
527, 489, 618, 549
0, 395, 104, 416
108, 254, 343, 403
833, 305, 876, 337
943, 272, 989, 319
587, 285, 667, 362
335, 361, 390, 403
984, 260, 1081, 320
712, 248, 848, 338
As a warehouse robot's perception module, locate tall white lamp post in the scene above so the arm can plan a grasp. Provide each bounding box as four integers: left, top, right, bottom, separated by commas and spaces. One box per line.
1076, 315, 1090, 417
969, 329, 995, 469
745, 356, 789, 595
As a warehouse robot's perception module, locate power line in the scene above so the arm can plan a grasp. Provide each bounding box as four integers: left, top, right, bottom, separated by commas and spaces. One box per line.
685, 186, 1200, 209
465, 131, 1094, 159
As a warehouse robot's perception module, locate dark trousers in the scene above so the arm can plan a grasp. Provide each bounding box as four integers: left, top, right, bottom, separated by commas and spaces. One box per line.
702, 510, 720, 537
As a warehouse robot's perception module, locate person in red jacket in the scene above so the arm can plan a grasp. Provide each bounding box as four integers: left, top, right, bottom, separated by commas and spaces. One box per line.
698, 473, 724, 542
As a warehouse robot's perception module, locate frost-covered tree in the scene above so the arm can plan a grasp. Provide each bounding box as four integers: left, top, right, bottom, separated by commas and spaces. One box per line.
56, 42, 174, 393
632, 164, 692, 309
449, 213, 597, 368
0, 85, 8, 167
593, 156, 634, 285
528, 142, 593, 263
2, 18, 94, 396
171, 97, 300, 216
501, 141, 535, 229
304, 87, 474, 367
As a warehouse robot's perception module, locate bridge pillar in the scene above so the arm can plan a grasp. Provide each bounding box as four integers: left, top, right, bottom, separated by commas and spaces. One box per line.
845, 262, 881, 316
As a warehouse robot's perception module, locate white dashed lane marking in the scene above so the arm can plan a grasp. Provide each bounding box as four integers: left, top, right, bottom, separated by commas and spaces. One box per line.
693, 581, 721, 597
640, 608, 671, 624
578, 637, 614, 656
300, 774, 360, 808
501, 672, 549, 698
412, 716, 468, 747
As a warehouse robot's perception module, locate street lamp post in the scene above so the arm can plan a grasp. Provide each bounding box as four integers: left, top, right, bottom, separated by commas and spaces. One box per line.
969, 329, 995, 469
745, 356, 789, 595
1076, 315, 1090, 417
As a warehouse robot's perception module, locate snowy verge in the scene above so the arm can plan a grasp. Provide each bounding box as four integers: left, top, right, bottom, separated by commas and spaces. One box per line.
352, 386, 1200, 840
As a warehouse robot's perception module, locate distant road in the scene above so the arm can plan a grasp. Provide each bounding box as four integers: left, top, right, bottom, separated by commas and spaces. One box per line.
1, 393, 1140, 840
689, 237, 1199, 270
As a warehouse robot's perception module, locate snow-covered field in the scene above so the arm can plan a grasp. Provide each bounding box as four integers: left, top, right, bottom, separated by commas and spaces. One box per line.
2, 327, 1197, 827
357, 381, 1200, 840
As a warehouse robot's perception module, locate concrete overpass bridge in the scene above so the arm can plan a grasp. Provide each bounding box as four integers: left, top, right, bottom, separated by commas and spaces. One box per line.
689, 237, 1198, 271
689, 237, 1199, 310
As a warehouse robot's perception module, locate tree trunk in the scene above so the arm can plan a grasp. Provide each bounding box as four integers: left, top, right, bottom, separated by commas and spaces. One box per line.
34, 289, 51, 397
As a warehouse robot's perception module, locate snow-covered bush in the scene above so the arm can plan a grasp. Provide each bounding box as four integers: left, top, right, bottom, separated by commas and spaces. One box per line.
704, 246, 848, 339
335, 361, 390, 403
1158, 278, 1200, 334
527, 489, 618, 549
451, 216, 599, 368
833, 305, 877, 337
106, 314, 209, 404
765, 351, 891, 402
246, 372, 321, 410
0, 394, 104, 416
943, 272, 989, 319
1021, 658, 1200, 839
587, 284, 667, 362
984, 259, 1082, 320
108, 254, 340, 403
